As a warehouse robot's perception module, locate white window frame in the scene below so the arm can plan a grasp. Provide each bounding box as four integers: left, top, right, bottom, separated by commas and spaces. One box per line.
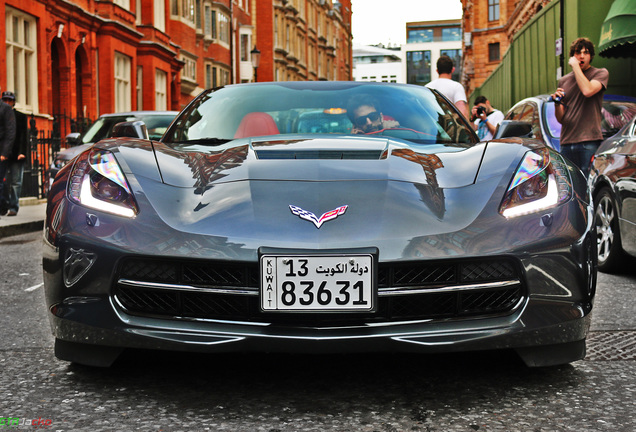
170, 0, 195, 26
114, 0, 131, 9
136, 65, 143, 110
155, 69, 167, 110
218, 11, 230, 45
5, 7, 38, 113
114, 52, 132, 112
154, 0, 166, 32
180, 53, 197, 83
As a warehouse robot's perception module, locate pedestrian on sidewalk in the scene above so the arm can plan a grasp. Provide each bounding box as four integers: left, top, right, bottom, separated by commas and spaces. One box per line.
0, 94, 17, 220
1, 91, 28, 216
551, 37, 609, 177
426, 55, 469, 119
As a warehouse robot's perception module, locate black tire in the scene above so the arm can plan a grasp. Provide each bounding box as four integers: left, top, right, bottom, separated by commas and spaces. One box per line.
594, 187, 624, 272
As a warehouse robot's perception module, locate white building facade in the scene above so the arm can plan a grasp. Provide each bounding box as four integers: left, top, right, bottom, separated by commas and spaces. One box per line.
352, 45, 402, 83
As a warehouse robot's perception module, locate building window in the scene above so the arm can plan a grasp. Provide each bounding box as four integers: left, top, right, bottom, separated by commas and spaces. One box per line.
488, 0, 500, 21
407, 29, 433, 43
155, 69, 167, 110
114, 0, 130, 9
136, 0, 142, 24
5, 7, 38, 112
204, 5, 215, 38
218, 12, 230, 44
137, 66, 143, 110
441, 27, 462, 42
171, 0, 195, 25
114, 52, 132, 112
240, 34, 249, 61
205, 63, 212, 88
406, 50, 431, 86
181, 54, 197, 82
155, 0, 166, 32
195, 0, 201, 30
440, 49, 462, 81
488, 43, 500, 62
219, 68, 229, 86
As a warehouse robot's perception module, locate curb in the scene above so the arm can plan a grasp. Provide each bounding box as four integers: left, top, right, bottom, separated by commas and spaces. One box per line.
0, 220, 44, 238
0, 197, 47, 239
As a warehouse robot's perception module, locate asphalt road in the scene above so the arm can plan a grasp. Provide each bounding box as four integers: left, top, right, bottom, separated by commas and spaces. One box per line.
1, 231, 635, 432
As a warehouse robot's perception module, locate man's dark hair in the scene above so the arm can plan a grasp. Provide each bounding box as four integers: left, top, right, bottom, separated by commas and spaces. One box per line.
346, 94, 381, 122
436, 55, 454, 74
569, 37, 595, 61
474, 95, 488, 105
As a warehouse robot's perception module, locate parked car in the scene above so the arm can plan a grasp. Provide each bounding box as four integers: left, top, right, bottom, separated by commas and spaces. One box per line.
45, 111, 178, 192
589, 114, 636, 272
495, 94, 636, 152
44, 81, 596, 368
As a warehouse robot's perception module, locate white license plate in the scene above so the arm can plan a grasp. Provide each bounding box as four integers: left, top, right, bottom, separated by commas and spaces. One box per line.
260, 254, 374, 311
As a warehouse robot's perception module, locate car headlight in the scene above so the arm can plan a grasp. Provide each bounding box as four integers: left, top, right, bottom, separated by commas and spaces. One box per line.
499, 148, 572, 218
67, 149, 138, 218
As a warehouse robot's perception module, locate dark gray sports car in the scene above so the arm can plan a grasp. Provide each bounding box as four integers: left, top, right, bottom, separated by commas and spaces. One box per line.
43, 82, 596, 367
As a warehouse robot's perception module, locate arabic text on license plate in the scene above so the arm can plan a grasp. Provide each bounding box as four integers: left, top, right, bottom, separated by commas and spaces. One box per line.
260, 255, 373, 311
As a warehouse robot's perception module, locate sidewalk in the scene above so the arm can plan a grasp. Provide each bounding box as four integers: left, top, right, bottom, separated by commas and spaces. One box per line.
0, 197, 47, 238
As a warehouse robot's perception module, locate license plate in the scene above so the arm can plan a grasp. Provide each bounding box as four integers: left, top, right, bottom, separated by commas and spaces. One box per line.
260, 254, 374, 312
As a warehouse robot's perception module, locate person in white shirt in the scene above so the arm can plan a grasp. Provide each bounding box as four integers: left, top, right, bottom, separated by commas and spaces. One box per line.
470, 96, 504, 141
426, 55, 469, 119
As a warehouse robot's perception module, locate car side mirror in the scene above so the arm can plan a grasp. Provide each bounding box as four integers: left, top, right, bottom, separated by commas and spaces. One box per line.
65, 132, 81, 146
111, 121, 149, 140
494, 120, 533, 139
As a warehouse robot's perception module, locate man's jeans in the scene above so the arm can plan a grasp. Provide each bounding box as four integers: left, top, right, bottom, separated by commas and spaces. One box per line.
560, 140, 601, 178
1, 161, 24, 212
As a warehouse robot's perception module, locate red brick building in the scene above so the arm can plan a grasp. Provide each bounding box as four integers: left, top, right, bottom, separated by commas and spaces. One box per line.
1, 0, 352, 135
461, 0, 552, 96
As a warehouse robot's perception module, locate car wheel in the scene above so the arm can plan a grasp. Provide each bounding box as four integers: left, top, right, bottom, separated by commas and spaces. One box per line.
594, 187, 624, 272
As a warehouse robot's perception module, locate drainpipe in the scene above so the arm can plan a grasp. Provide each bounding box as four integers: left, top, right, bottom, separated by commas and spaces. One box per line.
231, 2, 236, 84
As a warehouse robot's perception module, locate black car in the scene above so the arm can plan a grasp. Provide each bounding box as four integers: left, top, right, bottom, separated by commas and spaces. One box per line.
44, 81, 596, 368
45, 111, 178, 192
589, 114, 636, 272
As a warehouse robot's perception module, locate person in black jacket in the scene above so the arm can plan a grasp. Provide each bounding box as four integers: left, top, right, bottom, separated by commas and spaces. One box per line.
0, 91, 27, 216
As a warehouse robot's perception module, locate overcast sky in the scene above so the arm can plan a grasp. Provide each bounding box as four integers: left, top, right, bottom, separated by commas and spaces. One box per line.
351, 0, 463, 47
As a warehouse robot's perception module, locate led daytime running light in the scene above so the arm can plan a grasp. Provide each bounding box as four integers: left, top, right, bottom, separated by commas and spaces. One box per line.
502, 175, 558, 218
67, 149, 138, 218
499, 149, 572, 219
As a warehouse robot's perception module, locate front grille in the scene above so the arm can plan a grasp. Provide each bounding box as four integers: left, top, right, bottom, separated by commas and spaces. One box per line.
114, 257, 524, 324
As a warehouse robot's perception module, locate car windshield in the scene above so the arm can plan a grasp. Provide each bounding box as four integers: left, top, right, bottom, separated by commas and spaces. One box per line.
164, 82, 477, 146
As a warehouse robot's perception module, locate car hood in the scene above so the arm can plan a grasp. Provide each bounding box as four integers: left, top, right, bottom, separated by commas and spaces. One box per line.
107, 136, 532, 258
146, 136, 529, 187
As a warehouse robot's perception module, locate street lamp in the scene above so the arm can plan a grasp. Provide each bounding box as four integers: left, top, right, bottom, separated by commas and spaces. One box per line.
250, 46, 261, 82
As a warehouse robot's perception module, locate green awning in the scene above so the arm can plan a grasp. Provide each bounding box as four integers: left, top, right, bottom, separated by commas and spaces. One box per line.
599, 0, 636, 58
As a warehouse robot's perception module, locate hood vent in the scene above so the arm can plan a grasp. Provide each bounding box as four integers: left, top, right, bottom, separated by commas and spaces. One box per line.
255, 149, 384, 160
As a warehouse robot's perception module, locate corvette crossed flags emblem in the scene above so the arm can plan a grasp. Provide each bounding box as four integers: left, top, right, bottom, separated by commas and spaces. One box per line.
289, 205, 348, 228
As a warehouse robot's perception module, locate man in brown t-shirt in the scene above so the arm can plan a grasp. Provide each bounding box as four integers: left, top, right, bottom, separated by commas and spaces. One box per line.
551, 37, 609, 177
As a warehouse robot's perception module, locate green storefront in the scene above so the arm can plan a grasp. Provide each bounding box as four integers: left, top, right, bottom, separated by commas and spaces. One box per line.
472, 0, 636, 112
